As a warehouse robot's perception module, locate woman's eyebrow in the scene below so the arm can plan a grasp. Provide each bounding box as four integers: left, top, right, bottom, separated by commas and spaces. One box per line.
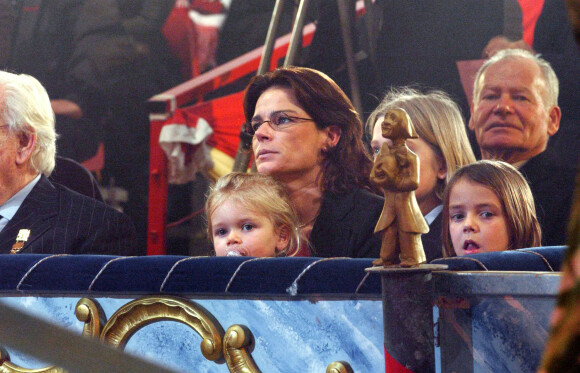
272, 109, 300, 115
251, 109, 299, 121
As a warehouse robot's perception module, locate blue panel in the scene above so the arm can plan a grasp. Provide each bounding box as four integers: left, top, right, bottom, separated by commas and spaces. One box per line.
0, 297, 385, 372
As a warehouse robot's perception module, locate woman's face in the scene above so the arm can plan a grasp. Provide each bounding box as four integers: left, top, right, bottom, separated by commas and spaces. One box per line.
251, 87, 336, 184
371, 117, 446, 214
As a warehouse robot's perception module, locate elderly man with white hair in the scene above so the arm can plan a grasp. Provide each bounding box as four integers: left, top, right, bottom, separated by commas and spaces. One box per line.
0, 71, 137, 254
469, 48, 577, 246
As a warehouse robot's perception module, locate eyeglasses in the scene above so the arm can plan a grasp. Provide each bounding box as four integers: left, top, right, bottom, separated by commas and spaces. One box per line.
245, 112, 313, 135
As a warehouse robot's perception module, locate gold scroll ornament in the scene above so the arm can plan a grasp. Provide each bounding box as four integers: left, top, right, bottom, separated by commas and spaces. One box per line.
0, 296, 353, 373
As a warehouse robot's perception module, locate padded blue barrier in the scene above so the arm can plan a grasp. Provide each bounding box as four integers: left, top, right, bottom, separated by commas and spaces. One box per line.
0, 255, 387, 372
0, 247, 566, 295
0, 255, 382, 296
431, 246, 566, 271
0, 246, 568, 373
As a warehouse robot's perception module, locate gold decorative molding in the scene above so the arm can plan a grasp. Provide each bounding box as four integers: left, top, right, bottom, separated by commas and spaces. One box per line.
326, 361, 354, 373
1, 295, 342, 373
74, 298, 104, 338
0, 360, 64, 373
223, 325, 261, 373
100, 296, 224, 362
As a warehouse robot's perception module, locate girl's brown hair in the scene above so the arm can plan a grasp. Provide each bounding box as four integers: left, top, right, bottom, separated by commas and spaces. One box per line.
442, 160, 542, 257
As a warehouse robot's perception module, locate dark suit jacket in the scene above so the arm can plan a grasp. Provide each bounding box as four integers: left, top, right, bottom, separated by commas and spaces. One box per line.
310, 188, 383, 258
0, 176, 138, 255
520, 151, 577, 246
422, 210, 443, 263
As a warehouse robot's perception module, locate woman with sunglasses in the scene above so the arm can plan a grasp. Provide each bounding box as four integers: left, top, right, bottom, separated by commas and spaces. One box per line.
242, 66, 382, 257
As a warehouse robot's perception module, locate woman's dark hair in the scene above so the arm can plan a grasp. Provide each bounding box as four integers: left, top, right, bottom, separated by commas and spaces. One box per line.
243, 66, 373, 193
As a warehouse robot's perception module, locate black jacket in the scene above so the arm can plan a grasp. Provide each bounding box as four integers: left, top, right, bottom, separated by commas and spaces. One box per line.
0, 176, 137, 255
520, 151, 577, 246
422, 210, 443, 262
310, 188, 383, 258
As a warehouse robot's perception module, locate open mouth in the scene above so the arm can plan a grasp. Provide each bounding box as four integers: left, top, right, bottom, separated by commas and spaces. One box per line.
462, 240, 480, 255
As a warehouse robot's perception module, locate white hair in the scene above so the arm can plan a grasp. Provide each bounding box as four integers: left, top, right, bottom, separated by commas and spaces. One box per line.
0, 71, 56, 176
473, 48, 559, 108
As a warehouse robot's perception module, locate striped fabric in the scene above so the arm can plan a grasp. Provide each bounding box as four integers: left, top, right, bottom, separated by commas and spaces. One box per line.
0, 176, 137, 255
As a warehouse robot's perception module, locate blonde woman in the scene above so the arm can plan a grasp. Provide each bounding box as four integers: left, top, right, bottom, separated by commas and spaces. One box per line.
366, 87, 476, 261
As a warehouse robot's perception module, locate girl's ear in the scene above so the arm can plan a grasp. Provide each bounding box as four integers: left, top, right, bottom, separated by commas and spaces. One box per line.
274, 226, 291, 255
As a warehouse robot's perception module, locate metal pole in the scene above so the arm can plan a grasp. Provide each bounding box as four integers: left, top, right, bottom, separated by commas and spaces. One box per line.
363, 0, 378, 72
337, 0, 363, 116
367, 265, 446, 373
232, 132, 253, 172
233, 0, 287, 173
284, 0, 311, 66
258, 0, 286, 75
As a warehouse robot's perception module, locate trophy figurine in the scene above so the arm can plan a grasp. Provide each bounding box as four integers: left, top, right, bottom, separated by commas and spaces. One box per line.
370, 108, 428, 267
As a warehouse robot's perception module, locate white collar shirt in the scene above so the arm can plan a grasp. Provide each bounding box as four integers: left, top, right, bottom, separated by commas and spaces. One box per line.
0, 174, 41, 233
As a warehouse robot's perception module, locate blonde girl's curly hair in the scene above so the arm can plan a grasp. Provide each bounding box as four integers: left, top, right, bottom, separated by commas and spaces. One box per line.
205, 172, 304, 256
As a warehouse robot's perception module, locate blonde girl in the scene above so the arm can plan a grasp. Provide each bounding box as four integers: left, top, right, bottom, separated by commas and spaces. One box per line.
206, 172, 302, 257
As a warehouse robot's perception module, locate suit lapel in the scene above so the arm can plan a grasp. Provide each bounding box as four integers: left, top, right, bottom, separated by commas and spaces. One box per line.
0, 176, 58, 254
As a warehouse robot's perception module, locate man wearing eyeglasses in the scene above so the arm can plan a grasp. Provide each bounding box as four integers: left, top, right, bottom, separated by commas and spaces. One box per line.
0, 71, 137, 255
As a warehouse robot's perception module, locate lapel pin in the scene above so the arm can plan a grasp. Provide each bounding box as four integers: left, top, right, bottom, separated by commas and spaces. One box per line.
11, 229, 31, 254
